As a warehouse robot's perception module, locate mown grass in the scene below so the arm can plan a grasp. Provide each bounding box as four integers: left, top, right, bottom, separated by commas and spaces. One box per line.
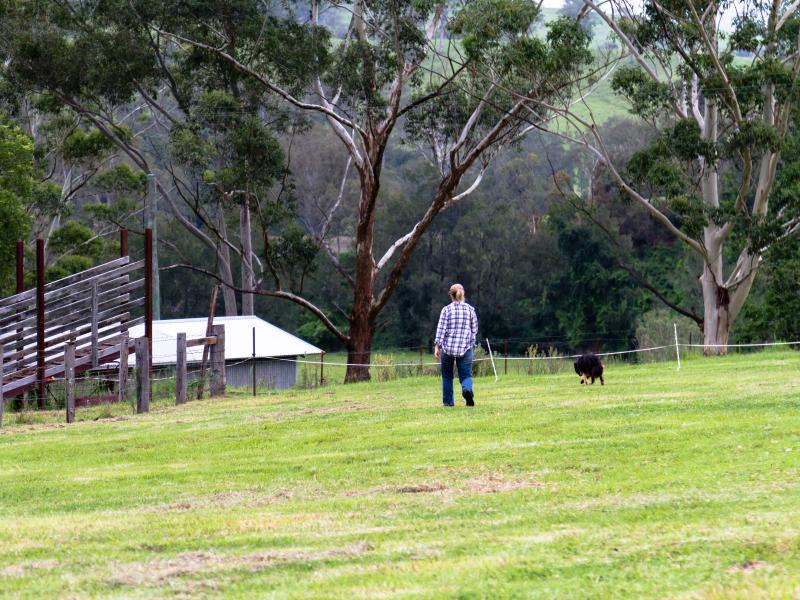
1, 349, 799, 598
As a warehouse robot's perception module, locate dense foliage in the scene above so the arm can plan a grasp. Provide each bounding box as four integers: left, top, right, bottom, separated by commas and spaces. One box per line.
0, 1, 797, 359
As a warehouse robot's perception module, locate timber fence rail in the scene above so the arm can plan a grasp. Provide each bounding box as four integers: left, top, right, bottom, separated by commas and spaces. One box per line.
0, 327, 226, 427
1, 328, 797, 427
0, 228, 152, 413
0, 254, 145, 401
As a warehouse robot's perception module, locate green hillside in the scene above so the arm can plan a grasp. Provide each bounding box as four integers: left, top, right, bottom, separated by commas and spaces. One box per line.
2, 350, 800, 598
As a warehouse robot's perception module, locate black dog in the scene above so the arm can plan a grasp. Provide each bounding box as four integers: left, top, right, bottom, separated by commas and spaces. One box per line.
574, 353, 604, 385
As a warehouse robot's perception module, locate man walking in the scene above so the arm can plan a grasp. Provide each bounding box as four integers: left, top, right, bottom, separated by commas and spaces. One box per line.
434, 283, 478, 407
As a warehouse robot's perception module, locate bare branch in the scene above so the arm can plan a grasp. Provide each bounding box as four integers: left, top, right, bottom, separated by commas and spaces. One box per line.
582, 0, 687, 118
685, 0, 743, 123
163, 262, 349, 344
152, 27, 366, 139
534, 97, 707, 257
777, 0, 800, 31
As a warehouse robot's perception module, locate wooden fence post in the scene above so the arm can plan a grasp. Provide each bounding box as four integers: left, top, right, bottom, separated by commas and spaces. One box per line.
135, 336, 150, 413
90, 281, 99, 368
0, 344, 5, 428
504, 338, 509, 375
65, 343, 75, 424
209, 324, 225, 397
176, 332, 187, 405
118, 334, 129, 406
196, 285, 218, 400
320, 352, 325, 387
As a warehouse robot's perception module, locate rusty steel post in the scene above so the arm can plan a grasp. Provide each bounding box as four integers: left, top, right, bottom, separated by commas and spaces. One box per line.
120, 228, 128, 258
16, 241, 24, 293
36, 238, 45, 409
145, 228, 153, 374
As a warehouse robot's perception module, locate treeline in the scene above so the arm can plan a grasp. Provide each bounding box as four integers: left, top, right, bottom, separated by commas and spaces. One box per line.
0, 0, 798, 375
223, 118, 800, 354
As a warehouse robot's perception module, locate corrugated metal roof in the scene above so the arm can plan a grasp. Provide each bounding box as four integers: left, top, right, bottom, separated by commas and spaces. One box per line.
127, 315, 322, 365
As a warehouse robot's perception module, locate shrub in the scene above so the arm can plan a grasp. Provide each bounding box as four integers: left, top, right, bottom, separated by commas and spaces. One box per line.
372, 353, 398, 382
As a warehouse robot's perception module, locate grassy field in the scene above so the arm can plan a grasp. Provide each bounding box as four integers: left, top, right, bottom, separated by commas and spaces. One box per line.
1, 350, 800, 598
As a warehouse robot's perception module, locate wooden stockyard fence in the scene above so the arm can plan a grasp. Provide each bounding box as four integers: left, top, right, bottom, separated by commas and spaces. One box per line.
0, 228, 226, 427
0, 230, 150, 402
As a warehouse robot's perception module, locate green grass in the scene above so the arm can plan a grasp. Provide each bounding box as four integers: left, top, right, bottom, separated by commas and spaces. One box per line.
1, 350, 800, 598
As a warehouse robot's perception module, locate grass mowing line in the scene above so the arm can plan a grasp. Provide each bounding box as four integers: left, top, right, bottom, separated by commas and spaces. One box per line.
0, 349, 799, 598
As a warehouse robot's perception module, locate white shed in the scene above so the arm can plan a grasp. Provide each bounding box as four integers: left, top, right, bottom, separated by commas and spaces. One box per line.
128, 315, 322, 389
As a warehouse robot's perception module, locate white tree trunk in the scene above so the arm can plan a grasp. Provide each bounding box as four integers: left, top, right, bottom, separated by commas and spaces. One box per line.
216, 205, 238, 316
239, 193, 255, 316
700, 233, 731, 356
699, 98, 731, 355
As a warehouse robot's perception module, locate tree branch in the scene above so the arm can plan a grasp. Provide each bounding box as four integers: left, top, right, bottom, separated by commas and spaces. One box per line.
152, 27, 366, 139
163, 262, 349, 344
685, 0, 743, 123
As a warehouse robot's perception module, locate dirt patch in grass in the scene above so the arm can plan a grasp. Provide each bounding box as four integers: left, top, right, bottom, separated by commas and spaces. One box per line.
395, 483, 447, 493
300, 404, 372, 416
254, 403, 372, 423
109, 542, 373, 587
463, 472, 547, 494
726, 560, 768, 574
157, 487, 307, 512
390, 472, 548, 496
0, 559, 58, 578
508, 528, 584, 544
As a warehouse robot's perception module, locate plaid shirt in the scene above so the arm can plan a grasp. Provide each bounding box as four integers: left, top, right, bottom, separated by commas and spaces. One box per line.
435, 301, 478, 357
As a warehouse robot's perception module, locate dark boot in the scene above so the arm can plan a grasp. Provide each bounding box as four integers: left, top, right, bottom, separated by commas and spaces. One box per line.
462, 389, 474, 407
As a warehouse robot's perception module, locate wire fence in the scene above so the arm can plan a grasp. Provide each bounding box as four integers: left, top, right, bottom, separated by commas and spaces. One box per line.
291, 338, 800, 387
2, 333, 799, 426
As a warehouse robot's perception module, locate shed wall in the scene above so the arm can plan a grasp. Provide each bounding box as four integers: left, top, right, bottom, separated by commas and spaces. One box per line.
226, 357, 298, 389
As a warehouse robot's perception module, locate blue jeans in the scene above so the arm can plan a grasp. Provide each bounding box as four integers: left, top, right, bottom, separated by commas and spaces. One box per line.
441, 348, 473, 406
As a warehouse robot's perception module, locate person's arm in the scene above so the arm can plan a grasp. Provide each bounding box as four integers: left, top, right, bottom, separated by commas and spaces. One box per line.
434, 306, 447, 359
470, 306, 478, 347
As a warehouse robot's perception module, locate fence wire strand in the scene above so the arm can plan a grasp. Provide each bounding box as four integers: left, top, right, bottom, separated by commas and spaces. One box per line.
3, 334, 799, 426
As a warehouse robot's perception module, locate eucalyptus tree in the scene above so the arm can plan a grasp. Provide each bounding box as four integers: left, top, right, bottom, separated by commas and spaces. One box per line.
0, 0, 299, 316
0, 51, 120, 261
544, 0, 800, 353
153, 0, 594, 380
0, 0, 593, 380
0, 122, 33, 291
32, 115, 118, 249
